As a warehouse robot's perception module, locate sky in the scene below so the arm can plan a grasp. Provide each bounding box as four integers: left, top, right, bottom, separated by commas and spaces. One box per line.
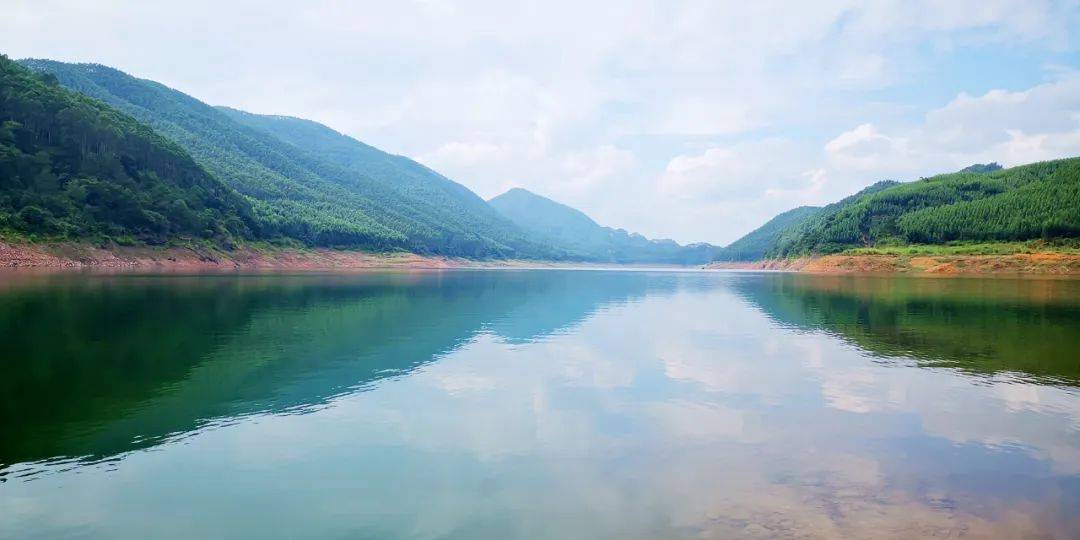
5, 0, 1080, 245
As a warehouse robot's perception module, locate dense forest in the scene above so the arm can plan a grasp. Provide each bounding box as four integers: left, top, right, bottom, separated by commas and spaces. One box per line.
19, 59, 556, 258
489, 187, 718, 264
0, 55, 255, 244
715, 158, 1080, 261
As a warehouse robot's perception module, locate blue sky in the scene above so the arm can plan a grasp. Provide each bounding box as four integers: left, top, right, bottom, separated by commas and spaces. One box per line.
5, 0, 1080, 244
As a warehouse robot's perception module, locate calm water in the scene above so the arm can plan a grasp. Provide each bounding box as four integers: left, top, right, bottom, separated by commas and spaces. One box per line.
2, 270, 1079, 539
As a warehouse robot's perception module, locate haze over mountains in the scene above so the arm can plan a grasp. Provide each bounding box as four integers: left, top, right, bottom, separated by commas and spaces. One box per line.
2, 55, 715, 263
489, 188, 717, 264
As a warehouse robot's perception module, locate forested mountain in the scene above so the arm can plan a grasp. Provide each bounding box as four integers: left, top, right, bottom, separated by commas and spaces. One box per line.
489, 187, 717, 264
216, 107, 540, 256
712, 206, 820, 262
0, 55, 255, 243
765, 179, 901, 256
716, 158, 1080, 261
19, 59, 554, 258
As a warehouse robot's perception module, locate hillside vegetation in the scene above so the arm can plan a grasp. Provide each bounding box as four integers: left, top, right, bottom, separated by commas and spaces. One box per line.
20, 59, 553, 258
717, 158, 1080, 261
0, 55, 254, 244
217, 107, 552, 257
489, 188, 717, 264
712, 206, 819, 262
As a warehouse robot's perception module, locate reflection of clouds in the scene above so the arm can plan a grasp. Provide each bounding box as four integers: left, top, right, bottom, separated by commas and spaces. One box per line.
663, 353, 745, 393
4, 274, 1078, 538
430, 372, 497, 394
795, 338, 1080, 474
821, 368, 884, 413
645, 401, 756, 442
548, 342, 636, 390
360, 284, 1079, 535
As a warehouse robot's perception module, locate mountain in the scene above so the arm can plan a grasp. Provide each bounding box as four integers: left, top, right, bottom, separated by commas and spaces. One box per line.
712, 206, 820, 262
216, 107, 551, 256
488, 188, 606, 251
765, 179, 901, 256
770, 159, 1080, 256
19, 59, 553, 258
0, 55, 255, 244
489, 187, 717, 264
718, 158, 1080, 260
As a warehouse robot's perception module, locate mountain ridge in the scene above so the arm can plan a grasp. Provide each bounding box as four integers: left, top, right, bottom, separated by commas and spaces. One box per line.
18, 58, 556, 258
714, 159, 1080, 261
489, 187, 718, 264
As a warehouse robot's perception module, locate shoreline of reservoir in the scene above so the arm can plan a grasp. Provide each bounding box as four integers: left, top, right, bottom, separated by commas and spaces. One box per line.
5, 240, 1080, 276
707, 251, 1080, 275
0, 241, 693, 272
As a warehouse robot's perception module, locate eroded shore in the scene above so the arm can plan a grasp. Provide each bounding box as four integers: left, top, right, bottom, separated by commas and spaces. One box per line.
5, 241, 1080, 275
708, 252, 1080, 275
0, 241, 683, 271
0, 241, 513, 270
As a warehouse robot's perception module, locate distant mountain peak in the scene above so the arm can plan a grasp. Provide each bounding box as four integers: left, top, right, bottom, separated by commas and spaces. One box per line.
489, 188, 718, 264
960, 162, 1003, 173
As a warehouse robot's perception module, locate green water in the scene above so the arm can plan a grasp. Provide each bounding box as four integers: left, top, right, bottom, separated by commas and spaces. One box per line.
1, 270, 1079, 538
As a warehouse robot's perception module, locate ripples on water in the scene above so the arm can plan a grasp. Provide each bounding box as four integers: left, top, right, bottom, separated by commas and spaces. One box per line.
1, 270, 1079, 539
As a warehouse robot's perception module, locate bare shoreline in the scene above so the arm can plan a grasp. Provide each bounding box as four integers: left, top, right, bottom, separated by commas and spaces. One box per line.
4, 240, 1080, 276
707, 252, 1080, 276
0, 240, 693, 272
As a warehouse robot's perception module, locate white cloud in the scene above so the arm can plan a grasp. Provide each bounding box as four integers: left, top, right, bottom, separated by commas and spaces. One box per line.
655, 140, 833, 243
557, 145, 639, 198
821, 71, 1080, 184
662, 139, 809, 200
825, 123, 910, 170
923, 73, 1080, 161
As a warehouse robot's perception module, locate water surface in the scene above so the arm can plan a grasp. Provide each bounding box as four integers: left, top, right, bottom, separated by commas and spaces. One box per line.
1, 270, 1079, 538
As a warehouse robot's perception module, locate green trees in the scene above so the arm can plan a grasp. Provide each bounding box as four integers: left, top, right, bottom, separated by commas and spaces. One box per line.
0, 55, 255, 243
896, 160, 1080, 242
20, 59, 556, 258
721, 159, 1080, 260
218, 107, 556, 258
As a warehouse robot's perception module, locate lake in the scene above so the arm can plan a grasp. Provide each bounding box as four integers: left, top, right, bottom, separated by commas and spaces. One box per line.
1, 270, 1079, 539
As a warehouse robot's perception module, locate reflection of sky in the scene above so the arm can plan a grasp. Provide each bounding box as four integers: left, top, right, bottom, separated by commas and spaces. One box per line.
3, 274, 1080, 538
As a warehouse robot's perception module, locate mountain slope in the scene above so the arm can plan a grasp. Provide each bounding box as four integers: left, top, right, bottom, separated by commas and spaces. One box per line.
894, 159, 1080, 244
749, 159, 1080, 258
489, 188, 717, 264
488, 188, 608, 251
712, 206, 820, 262
0, 55, 254, 243
19, 59, 551, 258
215, 107, 544, 256
765, 180, 901, 256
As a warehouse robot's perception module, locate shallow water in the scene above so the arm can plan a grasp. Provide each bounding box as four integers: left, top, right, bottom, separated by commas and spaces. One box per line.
1, 270, 1079, 539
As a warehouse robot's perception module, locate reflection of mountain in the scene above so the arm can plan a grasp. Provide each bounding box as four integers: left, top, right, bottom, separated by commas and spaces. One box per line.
0, 271, 672, 469
733, 274, 1080, 384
